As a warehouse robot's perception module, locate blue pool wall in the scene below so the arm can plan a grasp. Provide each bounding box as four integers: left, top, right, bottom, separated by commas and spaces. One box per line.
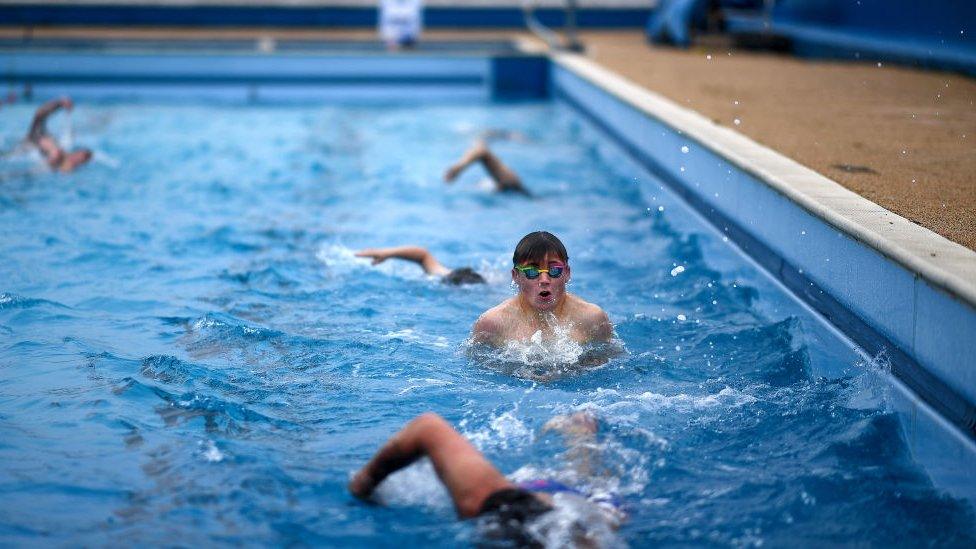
0, 50, 548, 102
0, 4, 649, 28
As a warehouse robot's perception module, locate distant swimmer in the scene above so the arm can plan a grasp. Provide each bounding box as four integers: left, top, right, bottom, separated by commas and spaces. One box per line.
26, 97, 92, 173
444, 139, 530, 196
472, 231, 612, 346
479, 128, 529, 143
355, 246, 485, 285
349, 411, 623, 547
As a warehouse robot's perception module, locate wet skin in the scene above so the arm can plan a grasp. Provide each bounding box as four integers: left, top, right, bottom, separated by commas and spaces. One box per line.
472, 253, 612, 346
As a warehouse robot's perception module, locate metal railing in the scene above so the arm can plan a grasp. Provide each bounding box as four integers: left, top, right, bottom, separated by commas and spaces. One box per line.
522, 0, 585, 52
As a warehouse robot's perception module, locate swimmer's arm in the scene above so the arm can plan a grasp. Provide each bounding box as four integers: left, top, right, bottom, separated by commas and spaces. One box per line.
354, 246, 451, 277
349, 413, 511, 518
28, 98, 71, 143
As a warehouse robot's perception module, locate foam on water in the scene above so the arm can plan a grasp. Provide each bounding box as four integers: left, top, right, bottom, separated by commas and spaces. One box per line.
464, 313, 625, 382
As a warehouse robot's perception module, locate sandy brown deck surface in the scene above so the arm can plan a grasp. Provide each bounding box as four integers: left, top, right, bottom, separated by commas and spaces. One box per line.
4, 27, 975, 251
579, 31, 976, 252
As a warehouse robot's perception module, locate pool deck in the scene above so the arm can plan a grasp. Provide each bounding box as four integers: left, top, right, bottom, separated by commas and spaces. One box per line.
2, 26, 974, 256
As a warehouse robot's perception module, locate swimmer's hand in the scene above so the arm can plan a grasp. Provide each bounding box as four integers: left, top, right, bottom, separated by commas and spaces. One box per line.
354, 249, 390, 265
348, 469, 378, 500
443, 164, 462, 184
59, 97, 74, 111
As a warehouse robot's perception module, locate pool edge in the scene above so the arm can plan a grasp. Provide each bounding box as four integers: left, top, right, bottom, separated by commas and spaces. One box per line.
547, 51, 976, 505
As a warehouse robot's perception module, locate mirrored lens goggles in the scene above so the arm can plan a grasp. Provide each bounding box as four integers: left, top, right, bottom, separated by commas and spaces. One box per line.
515, 264, 565, 279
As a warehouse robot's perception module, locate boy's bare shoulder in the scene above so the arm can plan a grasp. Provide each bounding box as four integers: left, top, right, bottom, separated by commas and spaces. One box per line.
568, 295, 612, 341
472, 298, 518, 344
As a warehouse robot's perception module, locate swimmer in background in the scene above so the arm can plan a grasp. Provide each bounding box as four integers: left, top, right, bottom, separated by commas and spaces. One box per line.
355, 246, 485, 285
349, 411, 622, 547
472, 231, 612, 346
26, 97, 92, 173
444, 139, 531, 196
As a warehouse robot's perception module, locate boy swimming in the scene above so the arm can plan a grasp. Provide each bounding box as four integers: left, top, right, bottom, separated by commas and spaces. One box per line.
472, 231, 612, 346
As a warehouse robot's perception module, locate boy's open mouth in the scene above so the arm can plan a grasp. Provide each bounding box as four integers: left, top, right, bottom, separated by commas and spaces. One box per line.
539, 291, 552, 298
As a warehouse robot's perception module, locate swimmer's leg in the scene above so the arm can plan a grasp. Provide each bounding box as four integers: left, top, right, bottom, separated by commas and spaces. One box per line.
542, 412, 599, 478
542, 411, 598, 440
349, 412, 513, 518
444, 140, 527, 194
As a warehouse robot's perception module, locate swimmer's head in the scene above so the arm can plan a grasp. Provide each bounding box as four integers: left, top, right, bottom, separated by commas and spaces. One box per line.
442, 267, 485, 286
512, 232, 570, 313
513, 231, 568, 267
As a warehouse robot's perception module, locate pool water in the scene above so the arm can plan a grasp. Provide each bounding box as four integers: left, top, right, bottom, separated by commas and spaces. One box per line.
0, 101, 973, 546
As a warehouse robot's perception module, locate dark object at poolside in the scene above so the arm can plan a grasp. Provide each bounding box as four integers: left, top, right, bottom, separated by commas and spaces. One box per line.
832, 163, 878, 175
443, 267, 485, 286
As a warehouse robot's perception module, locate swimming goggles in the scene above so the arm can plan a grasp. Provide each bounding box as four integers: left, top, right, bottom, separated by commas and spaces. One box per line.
515, 264, 565, 279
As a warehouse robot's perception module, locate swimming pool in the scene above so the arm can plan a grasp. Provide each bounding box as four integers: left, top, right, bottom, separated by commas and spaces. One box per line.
1, 100, 973, 546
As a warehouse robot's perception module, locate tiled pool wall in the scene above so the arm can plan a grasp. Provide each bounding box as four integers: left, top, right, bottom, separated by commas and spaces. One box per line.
2, 46, 973, 504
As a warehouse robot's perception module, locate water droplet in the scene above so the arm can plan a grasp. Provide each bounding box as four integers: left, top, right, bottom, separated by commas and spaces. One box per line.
675, 345, 681, 351
658, 205, 665, 212
677, 314, 687, 321
733, 100, 739, 105
680, 166, 686, 172
681, 145, 689, 154
800, 230, 806, 235
711, 300, 718, 305
733, 118, 741, 125
877, 62, 883, 67
670, 265, 685, 276
706, 54, 712, 60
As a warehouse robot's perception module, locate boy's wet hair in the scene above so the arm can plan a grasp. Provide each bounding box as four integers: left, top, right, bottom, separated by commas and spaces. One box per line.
512, 231, 568, 267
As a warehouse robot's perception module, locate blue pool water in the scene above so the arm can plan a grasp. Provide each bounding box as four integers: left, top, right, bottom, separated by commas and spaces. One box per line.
0, 101, 973, 546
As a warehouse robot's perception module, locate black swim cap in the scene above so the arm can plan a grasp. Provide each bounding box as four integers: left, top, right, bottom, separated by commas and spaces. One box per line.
443, 267, 486, 286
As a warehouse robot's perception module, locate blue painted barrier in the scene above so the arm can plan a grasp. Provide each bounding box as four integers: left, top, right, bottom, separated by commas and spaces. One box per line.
724, 0, 976, 75
0, 4, 650, 28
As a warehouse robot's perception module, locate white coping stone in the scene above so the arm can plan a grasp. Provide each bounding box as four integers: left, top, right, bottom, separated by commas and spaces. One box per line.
549, 52, 976, 307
